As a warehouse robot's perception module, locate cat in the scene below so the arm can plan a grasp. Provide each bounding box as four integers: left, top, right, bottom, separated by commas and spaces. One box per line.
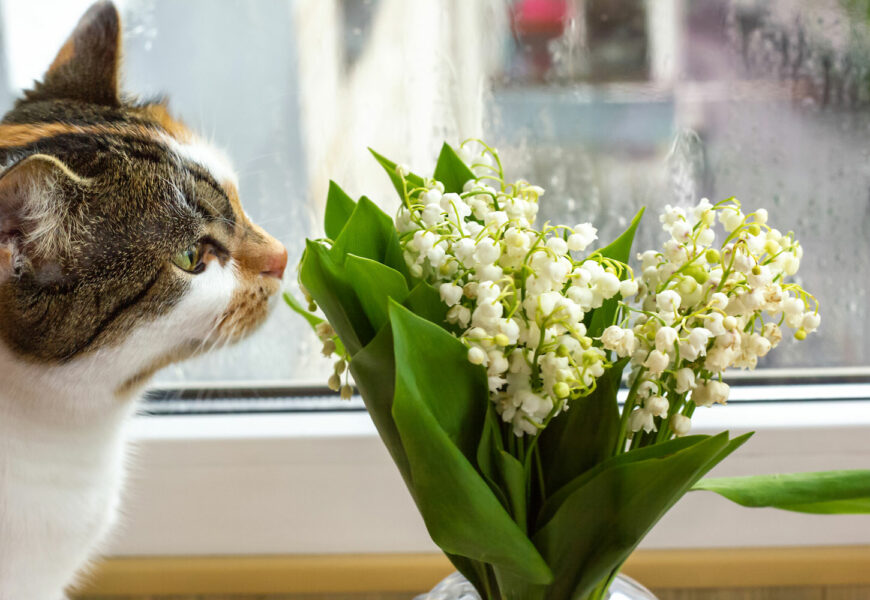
0, 2, 288, 598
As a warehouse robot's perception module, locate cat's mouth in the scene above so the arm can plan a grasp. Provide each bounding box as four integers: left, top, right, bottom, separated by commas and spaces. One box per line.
209, 276, 283, 347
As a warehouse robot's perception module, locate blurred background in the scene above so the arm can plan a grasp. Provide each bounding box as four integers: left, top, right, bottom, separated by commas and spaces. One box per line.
1, 0, 867, 396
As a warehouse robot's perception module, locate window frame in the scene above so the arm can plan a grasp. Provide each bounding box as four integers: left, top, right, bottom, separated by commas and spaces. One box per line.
110, 381, 870, 558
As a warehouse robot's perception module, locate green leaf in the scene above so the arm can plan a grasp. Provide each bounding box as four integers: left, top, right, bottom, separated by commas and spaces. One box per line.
348, 324, 414, 492
324, 180, 356, 240
534, 432, 750, 600
345, 255, 409, 332
390, 300, 487, 461
403, 281, 449, 327
433, 142, 475, 193
282, 291, 346, 356
331, 196, 396, 264
299, 240, 373, 355
538, 357, 628, 502
478, 403, 527, 531
369, 147, 426, 201
329, 194, 411, 283
598, 207, 645, 264
537, 434, 716, 529
587, 207, 645, 338
692, 469, 870, 514
389, 301, 553, 585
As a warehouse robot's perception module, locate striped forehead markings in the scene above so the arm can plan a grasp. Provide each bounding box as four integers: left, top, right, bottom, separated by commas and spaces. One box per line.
188, 170, 237, 230
0, 122, 242, 229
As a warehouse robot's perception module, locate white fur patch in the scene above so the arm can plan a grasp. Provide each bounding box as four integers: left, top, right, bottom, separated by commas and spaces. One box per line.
0, 258, 239, 600
159, 133, 239, 189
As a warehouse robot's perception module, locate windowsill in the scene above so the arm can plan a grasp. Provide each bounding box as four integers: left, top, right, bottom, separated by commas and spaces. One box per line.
107, 386, 870, 558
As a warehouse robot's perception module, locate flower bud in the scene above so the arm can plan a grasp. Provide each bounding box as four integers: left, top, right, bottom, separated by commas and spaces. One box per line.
494, 333, 511, 347
656, 290, 681, 313
675, 368, 697, 394
439, 283, 463, 307
468, 346, 487, 365
705, 248, 720, 264
802, 312, 821, 333
684, 265, 708, 284
676, 276, 698, 296
327, 373, 341, 391
547, 236, 568, 255
794, 328, 807, 341
643, 350, 670, 376
646, 395, 669, 418
619, 279, 639, 298
315, 321, 335, 340
629, 408, 655, 433
655, 326, 679, 353
553, 382, 571, 399
671, 414, 692, 436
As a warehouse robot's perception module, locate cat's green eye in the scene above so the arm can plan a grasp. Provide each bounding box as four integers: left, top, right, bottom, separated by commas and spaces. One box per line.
171, 242, 205, 274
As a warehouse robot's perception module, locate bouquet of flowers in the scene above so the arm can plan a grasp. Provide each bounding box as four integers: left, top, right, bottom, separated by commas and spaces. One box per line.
288, 141, 870, 600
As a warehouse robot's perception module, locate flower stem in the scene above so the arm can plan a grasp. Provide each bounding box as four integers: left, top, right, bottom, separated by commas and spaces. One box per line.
613, 368, 646, 456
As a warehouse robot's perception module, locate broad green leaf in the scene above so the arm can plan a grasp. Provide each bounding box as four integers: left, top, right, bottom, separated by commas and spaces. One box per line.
348, 324, 413, 492
331, 196, 396, 264
282, 291, 346, 356
329, 194, 410, 282
345, 255, 409, 332
538, 357, 628, 503
692, 469, 870, 514
404, 281, 449, 327
299, 240, 372, 355
369, 147, 426, 201
445, 554, 491, 599
433, 142, 475, 193
537, 434, 715, 529
390, 300, 487, 460
534, 432, 750, 600
384, 226, 412, 283
586, 208, 644, 338
597, 207, 645, 264
389, 301, 553, 585
324, 180, 356, 240
478, 403, 527, 531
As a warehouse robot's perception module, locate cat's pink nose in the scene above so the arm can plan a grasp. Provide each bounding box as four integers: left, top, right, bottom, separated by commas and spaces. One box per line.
261, 246, 288, 279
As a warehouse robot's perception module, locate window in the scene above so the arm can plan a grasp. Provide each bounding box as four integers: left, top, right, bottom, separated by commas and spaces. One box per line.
1, 0, 867, 413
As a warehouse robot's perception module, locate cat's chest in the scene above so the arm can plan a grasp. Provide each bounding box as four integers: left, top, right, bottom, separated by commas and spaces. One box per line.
0, 393, 134, 599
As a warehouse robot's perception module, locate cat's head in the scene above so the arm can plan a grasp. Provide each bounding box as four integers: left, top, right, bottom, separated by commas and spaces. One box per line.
0, 1, 288, 394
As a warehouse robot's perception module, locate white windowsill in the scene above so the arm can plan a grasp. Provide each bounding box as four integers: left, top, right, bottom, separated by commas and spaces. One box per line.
107, 389, 870, 557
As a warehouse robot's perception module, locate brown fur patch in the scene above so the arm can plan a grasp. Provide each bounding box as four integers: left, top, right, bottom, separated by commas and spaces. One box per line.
49, 39, 76, 73
0, 122, 169, 149
136, 103, 194, 143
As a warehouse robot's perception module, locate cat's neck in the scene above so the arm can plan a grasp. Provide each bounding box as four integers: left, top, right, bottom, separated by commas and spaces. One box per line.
0, 341, 142, 430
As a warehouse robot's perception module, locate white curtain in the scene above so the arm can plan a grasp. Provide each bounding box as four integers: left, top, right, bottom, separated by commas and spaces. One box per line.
294, 0, 506, 220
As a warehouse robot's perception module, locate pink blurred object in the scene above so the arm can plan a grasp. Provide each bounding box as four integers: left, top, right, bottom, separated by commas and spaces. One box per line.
511, 0, 571, 38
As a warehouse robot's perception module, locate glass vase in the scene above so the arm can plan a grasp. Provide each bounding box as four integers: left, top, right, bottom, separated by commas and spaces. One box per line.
415, 571, 658, 600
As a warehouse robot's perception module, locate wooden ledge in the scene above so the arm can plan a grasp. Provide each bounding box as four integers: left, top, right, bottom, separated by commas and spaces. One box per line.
73, 546, 870, 596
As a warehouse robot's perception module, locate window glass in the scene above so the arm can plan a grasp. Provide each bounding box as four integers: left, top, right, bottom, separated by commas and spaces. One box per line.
0, 0, 866, 391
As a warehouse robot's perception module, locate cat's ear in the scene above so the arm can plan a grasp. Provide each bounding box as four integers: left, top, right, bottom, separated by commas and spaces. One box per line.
29, 1, 122, 106
0, 155, 86, 280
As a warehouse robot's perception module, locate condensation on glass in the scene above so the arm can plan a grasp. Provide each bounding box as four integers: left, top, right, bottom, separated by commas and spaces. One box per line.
0, 0, 866, 385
